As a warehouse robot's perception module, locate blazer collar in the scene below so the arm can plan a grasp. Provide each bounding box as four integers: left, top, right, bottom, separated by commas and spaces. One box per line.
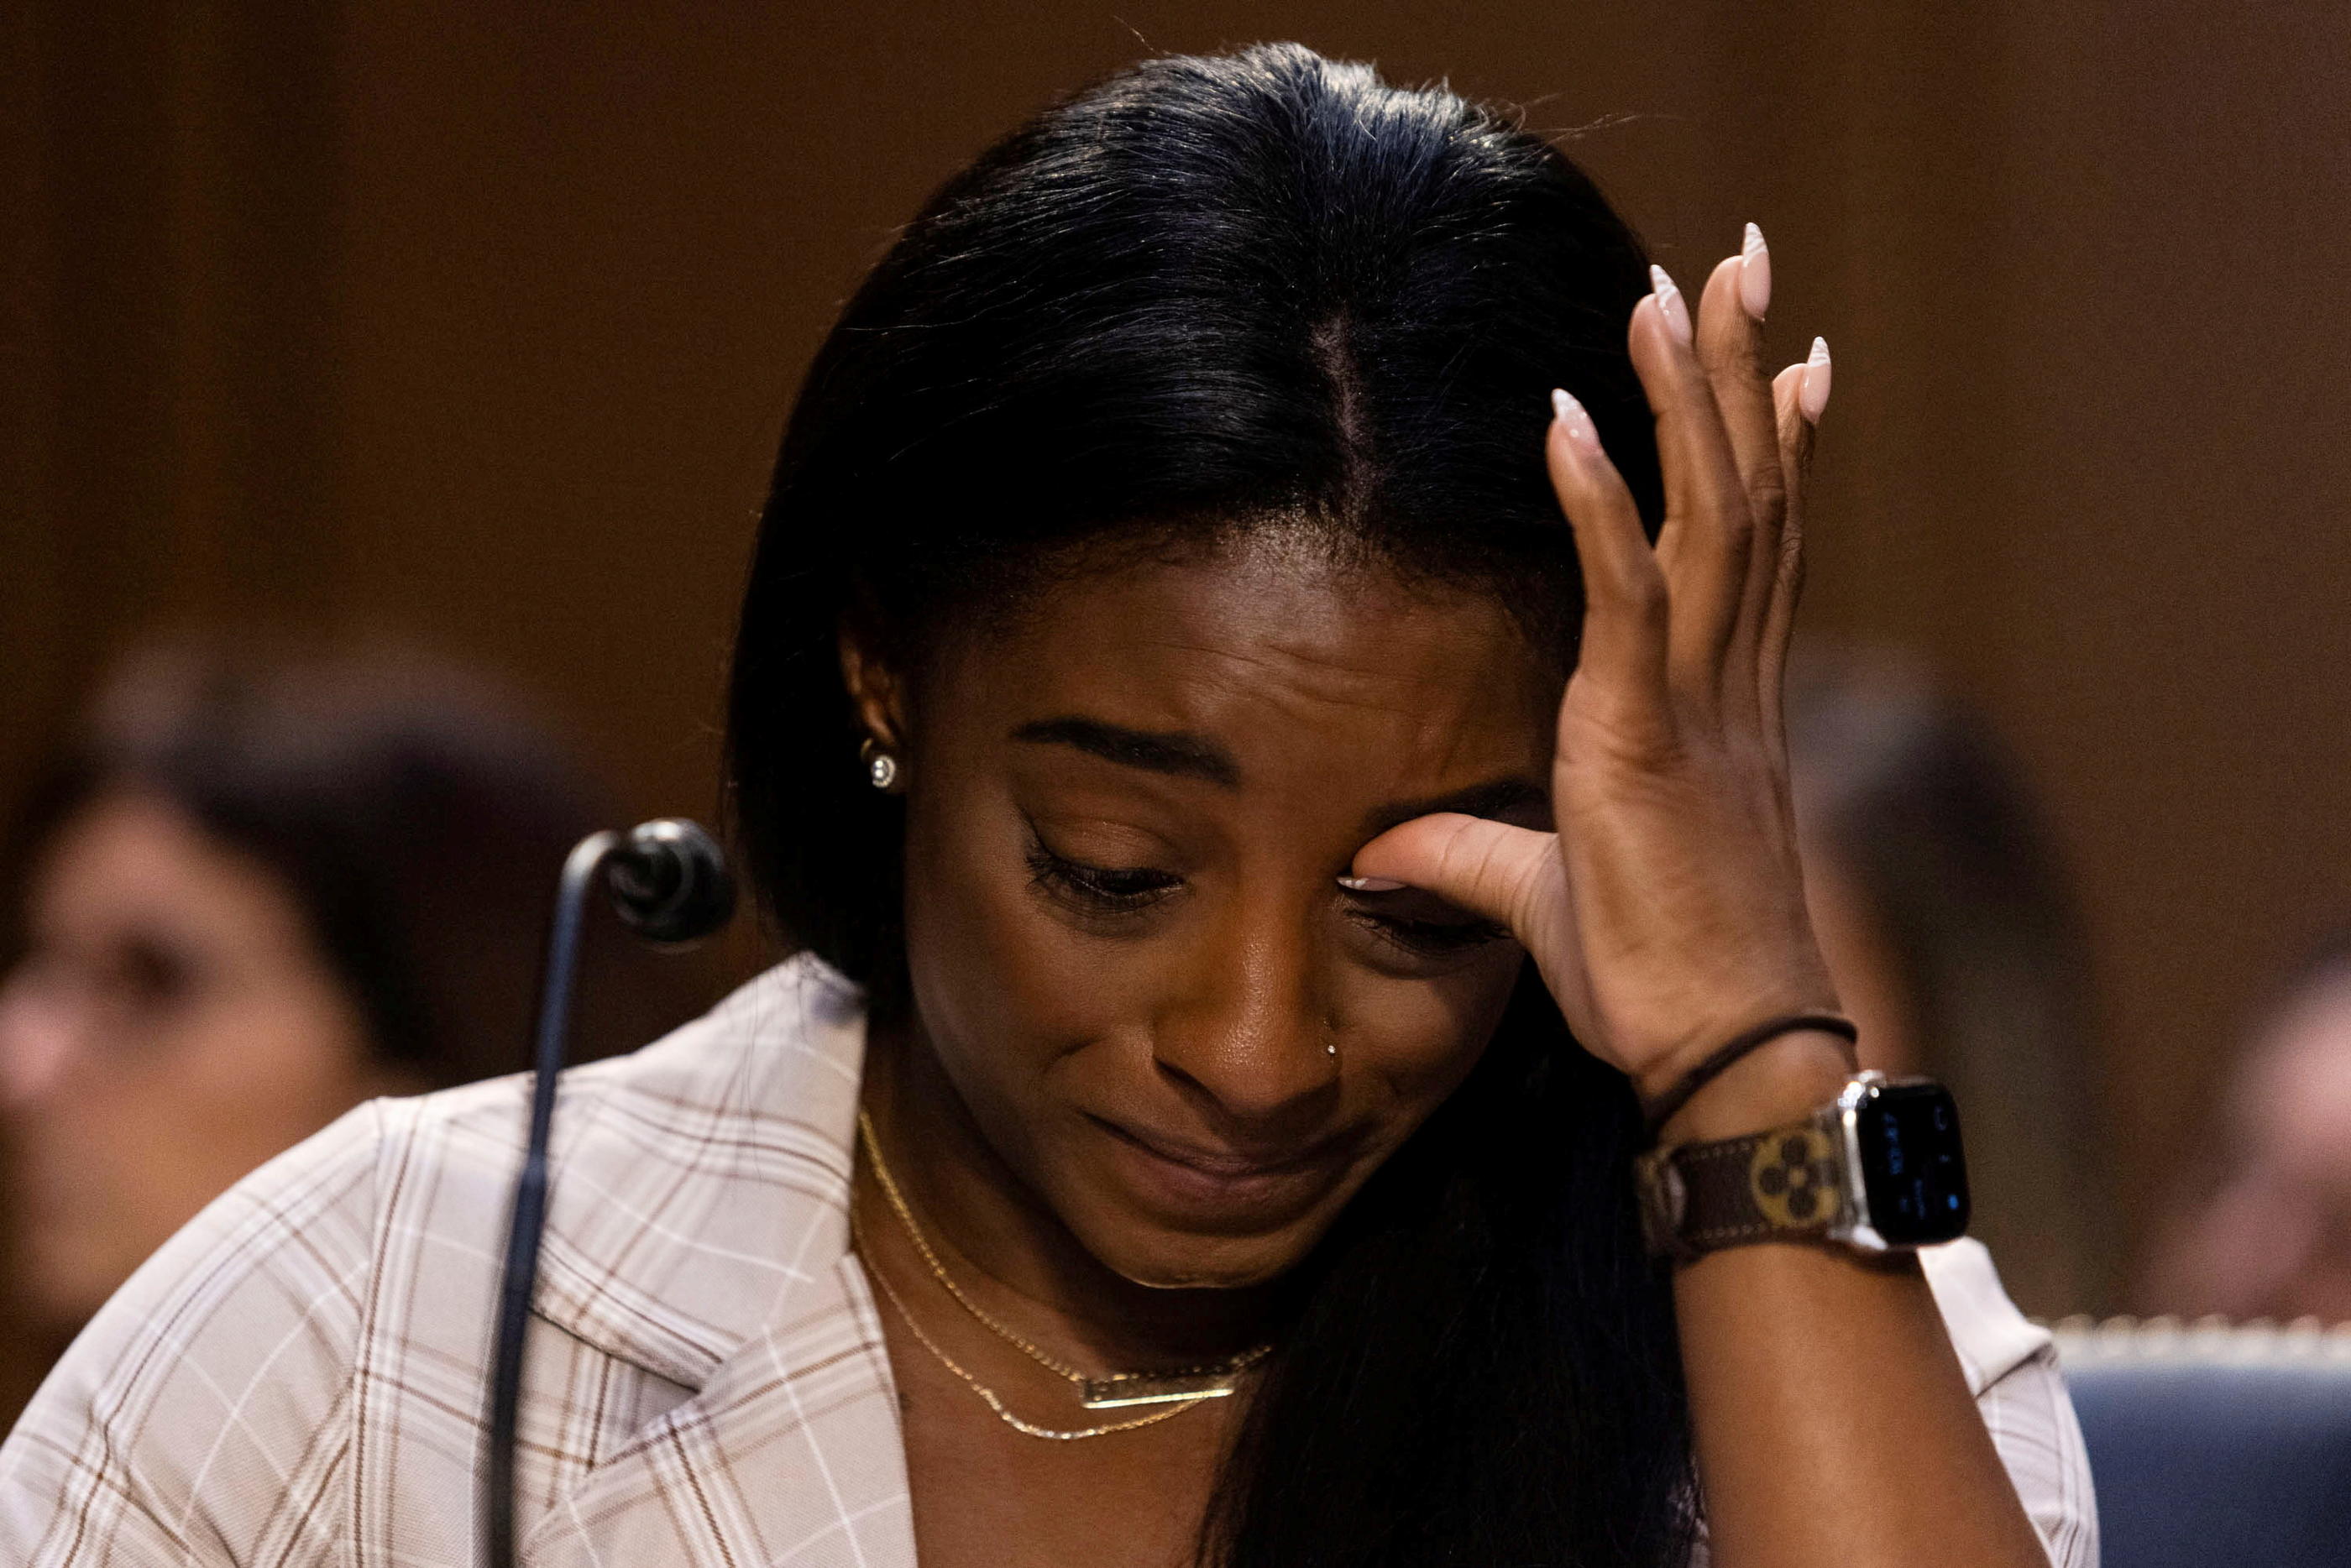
531, 954, 872, 1386
520, 955, 918, 1567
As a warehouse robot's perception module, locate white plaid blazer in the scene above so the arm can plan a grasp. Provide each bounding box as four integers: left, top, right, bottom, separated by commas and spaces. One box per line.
0, 954, 2096, 1566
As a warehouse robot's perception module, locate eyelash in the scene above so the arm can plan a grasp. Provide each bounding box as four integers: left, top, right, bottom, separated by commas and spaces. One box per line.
1024, 839, 1181, 914
1023, 834, 1510, 956
1350, 907, 1512, 958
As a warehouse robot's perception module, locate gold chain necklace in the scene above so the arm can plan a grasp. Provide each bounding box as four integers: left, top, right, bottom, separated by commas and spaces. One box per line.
854, 1112, 1272, 1420
851, 1197, 1205, 1440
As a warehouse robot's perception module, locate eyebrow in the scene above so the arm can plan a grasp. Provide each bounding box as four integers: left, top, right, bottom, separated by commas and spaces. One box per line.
1012, 718, 1243, 787
1012, 714, 1548, 831
1362, 777, 1549, 839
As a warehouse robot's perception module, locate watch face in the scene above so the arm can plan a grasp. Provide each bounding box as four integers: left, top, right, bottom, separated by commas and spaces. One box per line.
1853, 1081, 1970, 1246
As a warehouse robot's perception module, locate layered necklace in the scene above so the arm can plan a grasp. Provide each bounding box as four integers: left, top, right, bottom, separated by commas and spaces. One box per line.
852, 1110, 1273, 1442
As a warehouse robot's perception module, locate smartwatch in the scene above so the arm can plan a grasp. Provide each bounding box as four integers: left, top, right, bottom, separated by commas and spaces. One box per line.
1634, 1070, 1970, 1262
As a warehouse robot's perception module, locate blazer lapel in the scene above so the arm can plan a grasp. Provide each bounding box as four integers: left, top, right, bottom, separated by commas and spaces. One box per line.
517, 958, 917, 1568
520, 1251, 914, 1568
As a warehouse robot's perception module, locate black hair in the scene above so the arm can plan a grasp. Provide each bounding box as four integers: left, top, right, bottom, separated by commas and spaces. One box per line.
4, 639, 709, 1089
729, 44, 1693, 1567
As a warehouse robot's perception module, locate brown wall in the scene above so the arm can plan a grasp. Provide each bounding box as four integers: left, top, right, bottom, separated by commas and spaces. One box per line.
9, 1, 2351, 1304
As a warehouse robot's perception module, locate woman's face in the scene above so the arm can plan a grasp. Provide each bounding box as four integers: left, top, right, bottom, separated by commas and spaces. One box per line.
877, 532, 1559, 1290
0, 792, 395, 1330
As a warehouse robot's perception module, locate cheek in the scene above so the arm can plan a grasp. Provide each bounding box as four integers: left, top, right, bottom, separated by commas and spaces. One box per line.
899, 793, 1121, 1100
10, 979, 374, 1316
1334, 953, 1525, 1124
72, 984, 373, 1182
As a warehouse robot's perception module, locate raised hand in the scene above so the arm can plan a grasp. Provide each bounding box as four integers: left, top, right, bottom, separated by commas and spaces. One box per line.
1353, 227, 1842, 1111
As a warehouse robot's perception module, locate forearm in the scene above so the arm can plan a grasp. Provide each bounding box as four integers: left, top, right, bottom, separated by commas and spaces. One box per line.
1662, 1034, 2047, 1568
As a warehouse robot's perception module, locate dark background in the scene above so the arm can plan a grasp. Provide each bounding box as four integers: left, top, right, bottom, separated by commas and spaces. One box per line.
7, 0, 2348, 1298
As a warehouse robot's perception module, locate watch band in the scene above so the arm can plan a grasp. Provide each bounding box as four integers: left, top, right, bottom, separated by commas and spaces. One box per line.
1638, 1116, 1849, 1259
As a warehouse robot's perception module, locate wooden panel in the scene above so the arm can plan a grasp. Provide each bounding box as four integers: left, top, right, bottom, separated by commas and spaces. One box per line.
8, 0, 2350, 1318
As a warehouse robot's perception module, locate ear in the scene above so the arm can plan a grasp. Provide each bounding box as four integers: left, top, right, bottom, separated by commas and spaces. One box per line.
837, 619, 909, 753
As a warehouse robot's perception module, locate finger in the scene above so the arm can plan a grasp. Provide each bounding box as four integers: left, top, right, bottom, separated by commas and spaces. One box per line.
1630, 269, 1752, 695
1757, 359, 1819, 751
1349, 812, 1565, 944
1694, 242, 1784, 525
1547, 390, 1669, 713
1694, 230, 1791, 672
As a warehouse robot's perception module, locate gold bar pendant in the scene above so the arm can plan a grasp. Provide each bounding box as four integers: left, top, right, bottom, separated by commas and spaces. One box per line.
1079, 1373, 1241, 1409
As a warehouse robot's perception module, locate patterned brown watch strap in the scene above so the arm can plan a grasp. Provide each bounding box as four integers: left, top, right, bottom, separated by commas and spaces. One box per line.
1659, 1119, 1848, 1255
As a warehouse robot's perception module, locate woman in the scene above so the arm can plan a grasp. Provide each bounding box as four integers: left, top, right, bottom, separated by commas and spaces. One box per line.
0, 48, 2092, 1568
2142, 927, 2351, 1320
0, 641, 708, 1379
1788, 649, 2117, 1317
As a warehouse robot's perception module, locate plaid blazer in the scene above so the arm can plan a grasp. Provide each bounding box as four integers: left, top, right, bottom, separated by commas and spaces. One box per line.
0, 954, 2096, 1566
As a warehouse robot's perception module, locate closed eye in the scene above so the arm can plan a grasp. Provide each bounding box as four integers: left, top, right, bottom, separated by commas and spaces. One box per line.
1340, 893, 1511, 958
1024, 835, 1181, 917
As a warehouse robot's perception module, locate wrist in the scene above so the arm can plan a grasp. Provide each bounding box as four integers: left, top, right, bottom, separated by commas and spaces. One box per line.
1625, 966, 1843, 1105
1653, 1029, 1858, 1144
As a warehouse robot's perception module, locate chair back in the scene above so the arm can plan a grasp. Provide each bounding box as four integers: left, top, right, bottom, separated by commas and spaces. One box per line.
2055, 1316, 2351, 1568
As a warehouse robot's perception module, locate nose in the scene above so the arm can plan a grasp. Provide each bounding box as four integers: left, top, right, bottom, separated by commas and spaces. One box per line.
1149, 894, 1339, 1126
0, 971, 84, 1110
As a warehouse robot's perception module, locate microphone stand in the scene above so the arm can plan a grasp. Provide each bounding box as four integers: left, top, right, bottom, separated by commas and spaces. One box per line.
483, 822, 730, 1568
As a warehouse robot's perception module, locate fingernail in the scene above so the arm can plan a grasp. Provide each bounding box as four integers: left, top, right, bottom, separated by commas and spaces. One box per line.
1648, 264, 1693, 346
1337, 875, 1407, 893
1549, 388, 1605, 459
1799, 336, 1832, 422
1739, 222, 1771, 321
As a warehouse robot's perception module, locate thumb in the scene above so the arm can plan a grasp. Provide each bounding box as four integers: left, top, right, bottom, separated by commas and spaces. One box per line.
1349, 812, 1563, 938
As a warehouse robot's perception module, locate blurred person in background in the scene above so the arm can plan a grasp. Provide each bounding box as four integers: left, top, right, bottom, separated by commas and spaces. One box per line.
2142, 928, 2351, 1320
0, 639, 718, 1403
1788, 647, 2118, 1318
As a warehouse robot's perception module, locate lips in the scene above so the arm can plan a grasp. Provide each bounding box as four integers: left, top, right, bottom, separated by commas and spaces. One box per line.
1083, 1112, 1359, 1221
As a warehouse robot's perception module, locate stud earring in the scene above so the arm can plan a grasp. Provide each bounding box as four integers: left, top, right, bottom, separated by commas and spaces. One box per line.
1326, 1041, 1338, 1059
860, 737, 902, 793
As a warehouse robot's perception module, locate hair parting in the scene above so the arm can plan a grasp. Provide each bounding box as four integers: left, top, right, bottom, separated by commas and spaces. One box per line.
728, 44, 1694, 1566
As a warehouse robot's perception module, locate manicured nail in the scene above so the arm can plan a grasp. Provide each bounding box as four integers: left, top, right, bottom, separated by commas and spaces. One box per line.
1648, 264, 1693, 346
1739, 222, 1771, 321
1799, 336, 1832, 421
1549, 388, 1605, 459
1337, 875, 1407, 893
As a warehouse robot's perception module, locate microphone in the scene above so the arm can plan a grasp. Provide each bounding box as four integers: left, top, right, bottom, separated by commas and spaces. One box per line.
605, 818, 736, 946
484, 821, 735, 1568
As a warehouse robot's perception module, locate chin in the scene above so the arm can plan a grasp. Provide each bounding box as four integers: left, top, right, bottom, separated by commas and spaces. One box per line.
1077, 1207, 1331, 1292
23, 1246, 113, 1335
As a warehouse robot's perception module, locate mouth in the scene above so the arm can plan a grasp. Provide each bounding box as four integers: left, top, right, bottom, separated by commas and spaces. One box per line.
1083, 1113, 1359, 1221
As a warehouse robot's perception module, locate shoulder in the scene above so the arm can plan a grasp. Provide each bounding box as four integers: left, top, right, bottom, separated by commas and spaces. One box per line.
1919, 1238, 2055, 1395
0, 1096, 395, 1564
0, 956, 865, 1565
1921, 1241, 2101, 1568
374, 954, 868, 1386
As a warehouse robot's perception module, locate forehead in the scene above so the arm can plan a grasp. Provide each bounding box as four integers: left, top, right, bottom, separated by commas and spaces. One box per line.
33, 792, 296, 941
931, 531, 1557, 775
